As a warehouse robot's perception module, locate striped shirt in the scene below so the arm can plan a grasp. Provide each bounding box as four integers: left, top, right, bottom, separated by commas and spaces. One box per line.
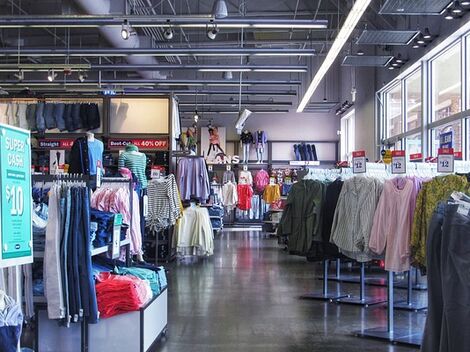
146, 174, 182, 231
330, 177, 383, 262
118, 151, 148, 189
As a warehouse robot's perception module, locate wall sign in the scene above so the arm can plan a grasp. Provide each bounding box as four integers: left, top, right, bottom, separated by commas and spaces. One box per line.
0, 124, 33, 268
352, 150, 366, 174
437, 148, 454, 173
107, 138, 168, 150
111, 214, 123, 259
391, 150, 406, 174
37, 139, 74, 150
439, 131, 453, 149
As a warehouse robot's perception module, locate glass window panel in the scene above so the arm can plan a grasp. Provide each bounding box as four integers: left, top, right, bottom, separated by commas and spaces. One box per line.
432, 43, 462, 121
386, 84, 402, 138
431, 120, 462, 157
406, 133, 422, 157
405, 71, 422, 131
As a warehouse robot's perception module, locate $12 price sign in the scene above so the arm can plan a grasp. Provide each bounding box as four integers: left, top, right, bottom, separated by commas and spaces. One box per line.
437, 148, 454, 173
352, 151, 366, 174
391, 150, 406, 174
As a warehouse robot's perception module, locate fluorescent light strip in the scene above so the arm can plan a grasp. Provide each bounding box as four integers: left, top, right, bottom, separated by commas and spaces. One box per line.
297, 0, 371, 112
199, 68, 252, 72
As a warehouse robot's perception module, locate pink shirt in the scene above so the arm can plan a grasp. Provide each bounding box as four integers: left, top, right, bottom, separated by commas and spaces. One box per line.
369, 178, 414, 272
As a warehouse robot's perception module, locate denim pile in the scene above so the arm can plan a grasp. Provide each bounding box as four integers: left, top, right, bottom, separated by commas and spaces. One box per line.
0, 102, 100, 133
90, 209, 127, 248
0, 292, 23, 352
44, 181, 98, 325
293, 143, 318, 161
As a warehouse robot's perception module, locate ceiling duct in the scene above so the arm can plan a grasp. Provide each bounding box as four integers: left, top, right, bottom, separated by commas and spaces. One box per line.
379, 0, 452, 15
356, 30, 419, 45
72, 0, 165, 79
342, 55, 393, 67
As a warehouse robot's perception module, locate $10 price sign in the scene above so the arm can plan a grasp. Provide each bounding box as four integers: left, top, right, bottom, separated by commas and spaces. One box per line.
437, 148, 454, 173
352, 151, 366, 174
391, 150, 406, 174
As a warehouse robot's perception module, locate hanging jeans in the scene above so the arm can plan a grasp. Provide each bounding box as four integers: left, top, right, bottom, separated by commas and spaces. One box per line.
250, 195, 260, 219
53, 103, 66, 131
44, 103, 56, 129
35, 102, 46, 133
64, 104, 74, 131
242, 143, 250, 163
256, 146, 264, 163
25, 104, 37, 131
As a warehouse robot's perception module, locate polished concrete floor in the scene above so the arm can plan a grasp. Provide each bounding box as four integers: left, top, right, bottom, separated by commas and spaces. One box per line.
153, 230, 424, 352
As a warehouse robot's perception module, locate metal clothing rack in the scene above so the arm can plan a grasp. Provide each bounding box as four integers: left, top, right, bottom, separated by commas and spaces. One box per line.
393, 269, 427, 312
300, 259, 350, 302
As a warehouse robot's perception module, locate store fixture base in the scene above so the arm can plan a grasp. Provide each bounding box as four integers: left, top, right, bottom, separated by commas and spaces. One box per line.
393, 301, 427, 312
300, 292, 350, 302
355, 327, 422, 348
336, 295, 387, 307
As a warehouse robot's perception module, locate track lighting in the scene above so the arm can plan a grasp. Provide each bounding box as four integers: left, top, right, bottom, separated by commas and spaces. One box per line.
78, 71, 87, 83
462, 0, 470, 5
395, 54, 403, 63
212, 0, 228, 19
412, 40, 420, 49
323, 97, 328, 102
14, 69, 24, 81
47, 69, 57, 82
445, 8, 455, 19
206, 21, 219, 40
423, 28, 432, 40
163, 20, 174, 40
416, 34, 425, 45
452, 1, 463, 13
357, 50, 364, 56
222, 71, 233, 80
193, 110, 199, 122
121, 19, 136, 40
388, 66, 395, 70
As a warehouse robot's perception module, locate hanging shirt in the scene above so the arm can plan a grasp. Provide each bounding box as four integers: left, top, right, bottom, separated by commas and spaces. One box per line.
254, 130, 267, 148
118, 151, 148, 189
176, 157, 210, 201
223, 170, 236, 184
87, 139, 104, 176
254, 169, 270, 193
237, 184, 254, 211
263, 184, 281, 204
369, 178, 414, 272
240, 131, 253, 144
222, 181, 238, 211
238, 170, 253, 185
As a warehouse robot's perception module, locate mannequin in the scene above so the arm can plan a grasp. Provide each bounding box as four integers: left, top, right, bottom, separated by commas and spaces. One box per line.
86, 131, 104, 176
254, 130, 267, 164
240, 129, 253, 163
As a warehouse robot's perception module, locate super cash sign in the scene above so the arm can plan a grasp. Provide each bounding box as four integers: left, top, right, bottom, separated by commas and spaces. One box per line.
107, 138, 168, 150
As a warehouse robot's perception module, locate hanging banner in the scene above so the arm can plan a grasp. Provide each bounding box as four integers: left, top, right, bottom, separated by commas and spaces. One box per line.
0, 124, 33, 268
37, 139, 74, 150
352, 150, 366, 174
391, 150, 406, 174
439, 131, 453, 149
409, 153, 423, 162
437, 148, 454, 173
107, 138, 168, 150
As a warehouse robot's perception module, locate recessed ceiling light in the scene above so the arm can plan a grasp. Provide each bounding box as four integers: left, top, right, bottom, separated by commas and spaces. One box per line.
452, 1, 463, 14
423, 28, 432, 40
357, 49, 364, 56
445, 8, 455, 19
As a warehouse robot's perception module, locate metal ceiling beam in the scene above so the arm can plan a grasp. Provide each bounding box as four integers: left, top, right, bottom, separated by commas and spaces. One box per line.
0, 47, 315, 57
0, 79, 301, 86
178, 101, 293, 106
0, 15, 328, 29
0, 64, 307, 72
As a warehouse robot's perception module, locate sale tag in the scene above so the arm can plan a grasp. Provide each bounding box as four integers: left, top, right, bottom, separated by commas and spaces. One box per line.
382, 150, 392, 165
150, 166, 161, 179
352, 151, 366, 174
437, 148, 454, 173
111, 214, 123, 259
143, 195, 148, 218
391, 150, 406, 174
96, 160, 102, 188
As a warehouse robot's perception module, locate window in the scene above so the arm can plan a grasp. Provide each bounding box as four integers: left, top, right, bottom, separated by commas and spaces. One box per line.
406, 133, 422, 157
431, 120, 462, 156
431, 43, 462, 121
386, 84, 402, 137
340, 109, 355, 161
405, 71, 422, 131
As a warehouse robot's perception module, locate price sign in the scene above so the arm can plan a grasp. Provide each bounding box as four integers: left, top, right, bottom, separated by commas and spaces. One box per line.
0, 124, 32, 268
108, 138, 168, 150
150, 166, 161, 179
391, 150, 406, 174
437, 148, 454, 173
111, 214, 123, 259
410, 153, 423, 162
352, 150, 366, 174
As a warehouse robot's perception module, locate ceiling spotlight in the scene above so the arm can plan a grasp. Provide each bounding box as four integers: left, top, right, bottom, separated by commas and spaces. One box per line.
207, 21, 219, 40
193, 110, 199, 122
452, 1, 463, 13
78, 71, 87, 83
14, 69, 24, 81
47, 69, 57, 82
163, 20, 174, 40
462, 0, 470, 5
212, 0, 228, 19
121, 19, 136, 40
445, 8, 455, 19
416, 34, 425, 45
395, 54, 403, 63
388, 66, 395, 70
423, 28, 432, 40
323, 97, 328, 102
357, 49, 364, 56
412, 40, 420, 49
223, 71, 233, 80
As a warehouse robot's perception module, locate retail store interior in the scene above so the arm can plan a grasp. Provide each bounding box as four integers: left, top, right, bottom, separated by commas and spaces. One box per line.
1, 0, 470, 351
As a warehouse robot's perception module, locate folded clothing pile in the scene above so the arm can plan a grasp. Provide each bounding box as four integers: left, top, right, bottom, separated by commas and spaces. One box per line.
90, 209, 127, 248
115, 267, 160, 296
0, 293, 23, 352
95, 272, 152, 318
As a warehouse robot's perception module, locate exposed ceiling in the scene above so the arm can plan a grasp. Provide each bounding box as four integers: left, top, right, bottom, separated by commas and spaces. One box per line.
0, 0, 465, 122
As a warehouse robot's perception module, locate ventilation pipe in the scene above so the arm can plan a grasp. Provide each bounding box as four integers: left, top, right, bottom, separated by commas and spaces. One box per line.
72, 0, 165, 79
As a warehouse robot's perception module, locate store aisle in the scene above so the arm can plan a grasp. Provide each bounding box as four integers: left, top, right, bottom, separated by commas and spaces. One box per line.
154, 230, 421, 352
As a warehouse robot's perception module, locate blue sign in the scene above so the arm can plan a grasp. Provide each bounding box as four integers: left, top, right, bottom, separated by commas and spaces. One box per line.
439, 131, 453, 149
0, 124, 32, 268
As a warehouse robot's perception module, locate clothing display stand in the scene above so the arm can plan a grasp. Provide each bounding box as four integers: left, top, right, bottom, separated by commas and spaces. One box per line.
335, 263, 387, 307
355, 271, 423, 348
300, 259, 350, 302
393, 270, 427, 312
